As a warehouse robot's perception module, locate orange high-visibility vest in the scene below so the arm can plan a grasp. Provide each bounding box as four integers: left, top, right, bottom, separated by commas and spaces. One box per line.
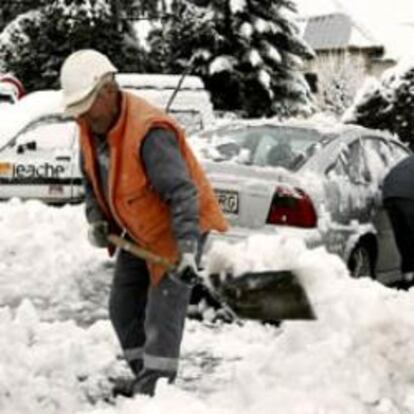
79, 92, 228, 285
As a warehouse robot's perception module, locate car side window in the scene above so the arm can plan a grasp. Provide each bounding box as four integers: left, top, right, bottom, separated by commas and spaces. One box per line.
326, 142, 349, 179
326, 139, 370, 184
14, 119, 77, 152
361, 138, 389, 184
327, 156, 347, 179
348, 139, 371, 184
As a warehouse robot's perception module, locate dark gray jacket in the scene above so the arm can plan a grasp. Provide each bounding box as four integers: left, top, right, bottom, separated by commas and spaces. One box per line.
81, 128, 200, 253
383, 155, 414, 201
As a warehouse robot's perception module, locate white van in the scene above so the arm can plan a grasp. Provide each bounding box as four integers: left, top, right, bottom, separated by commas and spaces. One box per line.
0, 74, 215, 204
116, 73, 215, 134
0, 91, 82, 204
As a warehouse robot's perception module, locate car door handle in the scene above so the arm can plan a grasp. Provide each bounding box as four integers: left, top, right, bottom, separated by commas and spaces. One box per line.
55, 156, 71, 162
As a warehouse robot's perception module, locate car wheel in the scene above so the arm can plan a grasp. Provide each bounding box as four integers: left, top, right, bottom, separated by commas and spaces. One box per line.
348, 242, 374, 278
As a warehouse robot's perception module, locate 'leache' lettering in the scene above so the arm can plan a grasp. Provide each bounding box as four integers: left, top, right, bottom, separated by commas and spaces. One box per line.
13, 163, 65, 178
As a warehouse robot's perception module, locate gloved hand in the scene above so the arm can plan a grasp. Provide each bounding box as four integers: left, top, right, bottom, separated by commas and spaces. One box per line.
87, 221, 109, 248
174, 251, 198, 284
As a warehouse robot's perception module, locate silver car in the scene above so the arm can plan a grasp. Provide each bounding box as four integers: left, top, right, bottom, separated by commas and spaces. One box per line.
193, 121, 410, 285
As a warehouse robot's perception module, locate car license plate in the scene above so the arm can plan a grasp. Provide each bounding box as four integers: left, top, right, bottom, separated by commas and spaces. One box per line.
48, 184, 64, 195
215, 189, 239, 214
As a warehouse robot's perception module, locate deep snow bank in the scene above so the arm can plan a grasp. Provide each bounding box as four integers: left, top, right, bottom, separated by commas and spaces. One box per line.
0, 199, 111, 324
1, 200, 414, 414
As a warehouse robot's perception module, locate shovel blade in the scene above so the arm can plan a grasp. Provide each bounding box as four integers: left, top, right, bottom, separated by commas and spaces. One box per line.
216, 270, 315, 321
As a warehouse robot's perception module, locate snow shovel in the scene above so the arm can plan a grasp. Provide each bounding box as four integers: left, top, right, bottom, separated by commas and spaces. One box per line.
108, 234, 315, 321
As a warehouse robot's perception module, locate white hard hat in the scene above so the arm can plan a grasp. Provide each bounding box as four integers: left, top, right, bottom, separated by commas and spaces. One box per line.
60, 49, 118, 117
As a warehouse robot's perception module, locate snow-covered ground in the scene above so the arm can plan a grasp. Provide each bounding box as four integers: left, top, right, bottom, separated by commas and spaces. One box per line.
1, 199, 414, 413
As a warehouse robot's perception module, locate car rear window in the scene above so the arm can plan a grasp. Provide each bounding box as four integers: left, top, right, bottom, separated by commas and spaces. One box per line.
204, 125, 323, 171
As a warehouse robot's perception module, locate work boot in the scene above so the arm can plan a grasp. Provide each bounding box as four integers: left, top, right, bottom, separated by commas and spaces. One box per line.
403, 272, 414, 283
132, 369, 176, 397
109, 357, 144, 398
394, 272, 414, 290
109, 375, 136, 398
400, 272, 414, 289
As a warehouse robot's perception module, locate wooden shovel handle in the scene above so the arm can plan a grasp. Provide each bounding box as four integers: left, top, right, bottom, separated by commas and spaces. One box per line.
108, 234, 176, 272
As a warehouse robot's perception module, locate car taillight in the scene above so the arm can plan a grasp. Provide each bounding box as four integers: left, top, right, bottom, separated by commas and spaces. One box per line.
266, 186, 317, 228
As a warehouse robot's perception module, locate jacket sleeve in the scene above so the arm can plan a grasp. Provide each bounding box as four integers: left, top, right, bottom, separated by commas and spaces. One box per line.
141, 128, 200, 253
79, 151, 106, 224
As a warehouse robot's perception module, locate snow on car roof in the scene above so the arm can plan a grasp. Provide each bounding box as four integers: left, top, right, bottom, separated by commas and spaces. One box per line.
126, 88, 210, 110
116, 73, 205, 90
193, 115, 396, 141
0, 90, 65, 147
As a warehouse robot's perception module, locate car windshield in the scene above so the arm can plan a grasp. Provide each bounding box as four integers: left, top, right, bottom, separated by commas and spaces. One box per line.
203, 125, 324, 171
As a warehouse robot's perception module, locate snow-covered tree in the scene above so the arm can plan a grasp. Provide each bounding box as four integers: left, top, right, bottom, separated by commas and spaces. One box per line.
343, 58, 414, 149
0, 0, 43, 32
147, 0, 316, 118
314, 52, 366, 117
0, 0, 146, 92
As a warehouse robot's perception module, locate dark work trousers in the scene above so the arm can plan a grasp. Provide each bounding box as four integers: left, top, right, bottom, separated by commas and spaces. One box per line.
109, 249, 192, 395
384, 197, 414, 273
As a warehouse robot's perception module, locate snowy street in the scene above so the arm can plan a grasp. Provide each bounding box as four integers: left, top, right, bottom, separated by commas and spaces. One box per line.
1, 0, 414, 412
0, 199, 286, 413
1, 199, 414, 414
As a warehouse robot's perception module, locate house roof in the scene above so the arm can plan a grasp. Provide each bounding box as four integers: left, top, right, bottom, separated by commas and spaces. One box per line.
302, 13, 382, 51
294, 0, 414, 61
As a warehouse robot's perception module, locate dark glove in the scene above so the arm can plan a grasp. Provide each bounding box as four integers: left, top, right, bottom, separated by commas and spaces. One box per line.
87, 221, 109, 248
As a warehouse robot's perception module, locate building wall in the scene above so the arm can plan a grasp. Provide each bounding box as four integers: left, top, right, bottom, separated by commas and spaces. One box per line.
304, 49, 390, 78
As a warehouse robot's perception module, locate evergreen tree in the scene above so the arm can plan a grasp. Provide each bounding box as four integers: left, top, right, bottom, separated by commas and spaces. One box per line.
315, 53, 366, 117
0, 0, 43, 32
0, 0, 146, 91
344, 60, 414, 149
148, 0, 315, 118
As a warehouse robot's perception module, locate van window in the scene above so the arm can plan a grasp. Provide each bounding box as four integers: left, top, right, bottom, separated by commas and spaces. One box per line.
14, 119, 77, 151
119, 74, 215, 132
